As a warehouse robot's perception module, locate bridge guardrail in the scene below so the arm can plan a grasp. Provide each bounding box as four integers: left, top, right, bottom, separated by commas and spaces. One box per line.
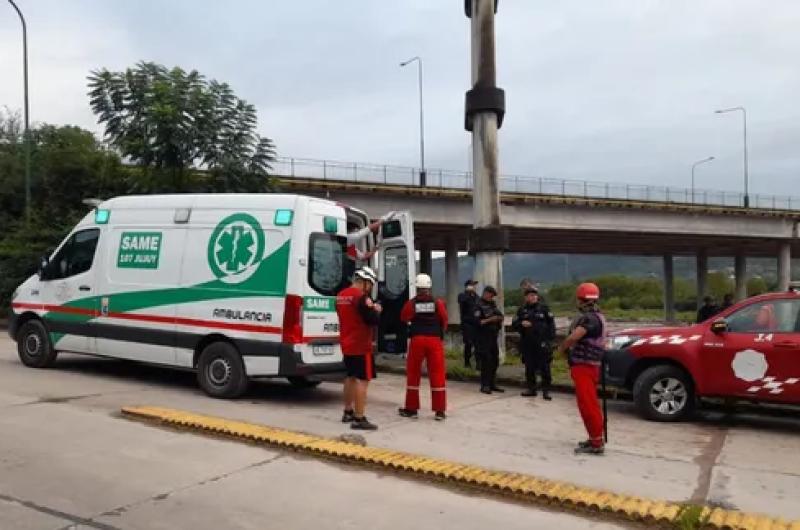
273, 156, 798, 211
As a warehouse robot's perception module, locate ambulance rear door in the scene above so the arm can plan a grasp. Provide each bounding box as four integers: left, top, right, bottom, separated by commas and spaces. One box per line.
375, 212, 416, 354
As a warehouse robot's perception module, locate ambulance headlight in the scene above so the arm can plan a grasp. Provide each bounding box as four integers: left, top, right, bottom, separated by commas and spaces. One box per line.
605, 335, 641, 351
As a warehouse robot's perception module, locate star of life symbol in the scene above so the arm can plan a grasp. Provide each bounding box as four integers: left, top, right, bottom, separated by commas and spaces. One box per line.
746, 376, 800, 395
208, 213, 265, 284
631, 334, 702, 347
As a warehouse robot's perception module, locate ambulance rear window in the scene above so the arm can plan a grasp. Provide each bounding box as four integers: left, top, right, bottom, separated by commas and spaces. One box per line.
309, 233, 347, 296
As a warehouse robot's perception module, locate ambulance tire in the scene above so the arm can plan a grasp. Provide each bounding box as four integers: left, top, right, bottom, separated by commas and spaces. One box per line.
633, 364, 696, 422
197, 342, 249, 399
17, 319, 58, 368
287, 376, 322, 389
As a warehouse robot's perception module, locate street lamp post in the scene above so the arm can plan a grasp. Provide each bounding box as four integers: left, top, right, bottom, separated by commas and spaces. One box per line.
400, 56, 426, 186
715, 106, 749, 208
691, 156, 715, 204
7, 0, 31, 223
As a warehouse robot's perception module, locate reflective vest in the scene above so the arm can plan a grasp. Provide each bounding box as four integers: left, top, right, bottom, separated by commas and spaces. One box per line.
568, 310, 607, 366
409, 295, 443, 337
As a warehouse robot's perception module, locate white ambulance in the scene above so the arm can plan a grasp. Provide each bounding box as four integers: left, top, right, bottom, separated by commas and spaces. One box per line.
8, 194, 415, 398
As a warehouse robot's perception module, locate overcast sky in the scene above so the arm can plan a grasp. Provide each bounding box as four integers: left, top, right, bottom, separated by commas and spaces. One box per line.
1, 0, 799, 197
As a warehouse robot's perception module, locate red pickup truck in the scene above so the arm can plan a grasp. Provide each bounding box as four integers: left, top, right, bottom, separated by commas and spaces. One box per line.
604, 290, 800, 421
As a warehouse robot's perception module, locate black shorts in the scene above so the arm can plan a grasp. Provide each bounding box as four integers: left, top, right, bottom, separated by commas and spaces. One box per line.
343, 354, 376, 381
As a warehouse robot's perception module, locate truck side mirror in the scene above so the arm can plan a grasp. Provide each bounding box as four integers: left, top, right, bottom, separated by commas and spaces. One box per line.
710, 318, 728, 334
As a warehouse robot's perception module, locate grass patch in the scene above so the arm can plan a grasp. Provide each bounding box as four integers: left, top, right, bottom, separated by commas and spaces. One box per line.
675, 504, 710, 530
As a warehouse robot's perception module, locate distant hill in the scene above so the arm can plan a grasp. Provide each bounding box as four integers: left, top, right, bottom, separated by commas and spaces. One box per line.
429, 253, 790, 295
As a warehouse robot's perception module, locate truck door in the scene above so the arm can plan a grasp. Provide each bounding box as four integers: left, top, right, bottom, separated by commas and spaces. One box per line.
375, 212, 416, 354
701, 298, 800, 402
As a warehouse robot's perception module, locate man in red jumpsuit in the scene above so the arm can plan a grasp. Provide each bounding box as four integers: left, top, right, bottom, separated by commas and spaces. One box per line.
336, 266, 382, 431
398, 273, 449, 421
556, 282, 607, 455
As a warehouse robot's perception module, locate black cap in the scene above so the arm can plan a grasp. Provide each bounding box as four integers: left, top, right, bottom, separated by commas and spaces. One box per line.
483, 285, 497, 295
524, 287, 539, 295
464, 279, 479, 287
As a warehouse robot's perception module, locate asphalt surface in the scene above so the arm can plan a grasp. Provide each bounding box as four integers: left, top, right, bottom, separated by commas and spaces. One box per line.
0, 334, 799, 528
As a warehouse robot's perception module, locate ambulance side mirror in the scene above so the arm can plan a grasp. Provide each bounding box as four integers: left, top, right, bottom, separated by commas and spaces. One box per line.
38, 256, 50, 280
710, 319, 728, 335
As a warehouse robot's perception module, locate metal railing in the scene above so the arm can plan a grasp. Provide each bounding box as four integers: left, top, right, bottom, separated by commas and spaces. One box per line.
274, 156, 800, 211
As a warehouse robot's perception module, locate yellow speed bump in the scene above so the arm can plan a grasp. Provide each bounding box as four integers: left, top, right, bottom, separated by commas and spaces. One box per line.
121, 406, 797, 530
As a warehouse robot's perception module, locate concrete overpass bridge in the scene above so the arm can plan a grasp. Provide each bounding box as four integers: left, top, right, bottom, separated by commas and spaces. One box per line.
273, 157, 800, 322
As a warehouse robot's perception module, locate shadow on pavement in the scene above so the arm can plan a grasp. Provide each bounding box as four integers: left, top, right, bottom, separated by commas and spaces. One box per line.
51, 354, 342, 405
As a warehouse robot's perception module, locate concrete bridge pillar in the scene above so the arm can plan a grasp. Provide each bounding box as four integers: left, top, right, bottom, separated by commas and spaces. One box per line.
696, 250, 708, 309
663, 254, 675, 322
735, 254, 747, 300
445, 237, 460, 325
778, 242, 791, 291
419, 244, 433, 275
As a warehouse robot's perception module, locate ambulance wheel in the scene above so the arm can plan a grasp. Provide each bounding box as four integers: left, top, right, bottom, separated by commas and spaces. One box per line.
287, 376, 322, 389
197, 342, 249, 399
17, 320, 58, 368
633, 365, 695, 422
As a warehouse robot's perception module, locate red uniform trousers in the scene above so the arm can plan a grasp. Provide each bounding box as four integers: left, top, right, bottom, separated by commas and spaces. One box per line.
405, 335, 447, 412
570, 364, 604, 447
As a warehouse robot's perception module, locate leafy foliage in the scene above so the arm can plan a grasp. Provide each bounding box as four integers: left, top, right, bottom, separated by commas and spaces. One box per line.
88, 61, 275, 192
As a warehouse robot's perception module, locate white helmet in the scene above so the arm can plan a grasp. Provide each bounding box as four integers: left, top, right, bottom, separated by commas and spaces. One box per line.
355, 266, 378, 284
416, 273, 432, 289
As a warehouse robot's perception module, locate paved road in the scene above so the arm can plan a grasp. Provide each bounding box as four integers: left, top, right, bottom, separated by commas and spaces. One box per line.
0, 335, 798, 528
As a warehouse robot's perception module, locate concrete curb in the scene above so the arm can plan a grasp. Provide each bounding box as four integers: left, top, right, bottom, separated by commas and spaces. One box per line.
121, 406, 799, 530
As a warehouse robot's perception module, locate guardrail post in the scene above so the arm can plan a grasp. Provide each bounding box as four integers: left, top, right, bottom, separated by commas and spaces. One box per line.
290, 158, 295, 177
440, 169, 444, 188
411, 167, 415, 186
538, 178, 542, 194
323, 161, 327, 180
514, 176, 519, 192
605, 183, 609, 198
583, 181, 588, 197
773, 196, 776, 209
561, 180, 566, 196
354, 162, 358, 182
383, 165, 387, 184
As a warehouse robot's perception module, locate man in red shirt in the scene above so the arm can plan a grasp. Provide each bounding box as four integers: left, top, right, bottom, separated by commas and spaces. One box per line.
398, 274, 449, 421
336, 266, 382, 431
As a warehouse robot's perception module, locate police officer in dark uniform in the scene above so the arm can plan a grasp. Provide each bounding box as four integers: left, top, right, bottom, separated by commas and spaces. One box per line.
512, 287, 556, 400
475, 286, 505, 394
458, 279, 480, 369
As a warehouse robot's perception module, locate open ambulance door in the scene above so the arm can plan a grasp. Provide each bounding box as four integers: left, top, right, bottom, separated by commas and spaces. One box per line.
375, 212, 416, 354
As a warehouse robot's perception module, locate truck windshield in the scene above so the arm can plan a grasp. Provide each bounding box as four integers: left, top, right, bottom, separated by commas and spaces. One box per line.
309, 233, 347, 296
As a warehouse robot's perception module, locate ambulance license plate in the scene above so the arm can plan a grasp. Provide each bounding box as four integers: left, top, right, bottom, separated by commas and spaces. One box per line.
312, 344, 335, 356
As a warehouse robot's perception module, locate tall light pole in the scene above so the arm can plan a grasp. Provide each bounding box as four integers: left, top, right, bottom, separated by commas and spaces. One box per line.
715, 106, 749, 208
7, 0, 31, 223
400, 56, 426, 186
691, 156, 714, 204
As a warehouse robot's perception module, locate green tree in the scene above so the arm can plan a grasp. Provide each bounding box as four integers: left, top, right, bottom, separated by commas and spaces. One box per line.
87, 62, 276, 192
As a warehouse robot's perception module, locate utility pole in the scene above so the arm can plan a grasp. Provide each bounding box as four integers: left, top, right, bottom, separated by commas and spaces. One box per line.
8, 0, 31, 223
400, 56, 426, 186
464, 0, 507, 352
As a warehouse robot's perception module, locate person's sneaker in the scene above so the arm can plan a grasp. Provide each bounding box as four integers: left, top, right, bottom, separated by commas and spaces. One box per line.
351, 417, 378, 431
435, 411, 447, 421
398, 408, 418, 419
341, 409, 355, 423
480, 386, 492, 395
490, 386, 505, 393
574, 442, 604, 455
520, 389, 537, 397
542, 391, 552, 401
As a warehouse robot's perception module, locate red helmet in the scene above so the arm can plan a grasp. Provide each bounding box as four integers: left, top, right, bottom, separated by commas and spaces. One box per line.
576, 282, 600, 301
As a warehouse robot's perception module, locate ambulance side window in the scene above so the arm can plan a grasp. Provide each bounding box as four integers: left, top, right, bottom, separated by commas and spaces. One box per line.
309, 233, 346, 296
45, 229, 100, 280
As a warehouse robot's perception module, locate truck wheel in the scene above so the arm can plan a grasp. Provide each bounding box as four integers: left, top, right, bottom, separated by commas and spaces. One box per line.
17, 320, 58, 368
633, 365, 696, 422
197, 342, 249, 399
287, 376, 322, 389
